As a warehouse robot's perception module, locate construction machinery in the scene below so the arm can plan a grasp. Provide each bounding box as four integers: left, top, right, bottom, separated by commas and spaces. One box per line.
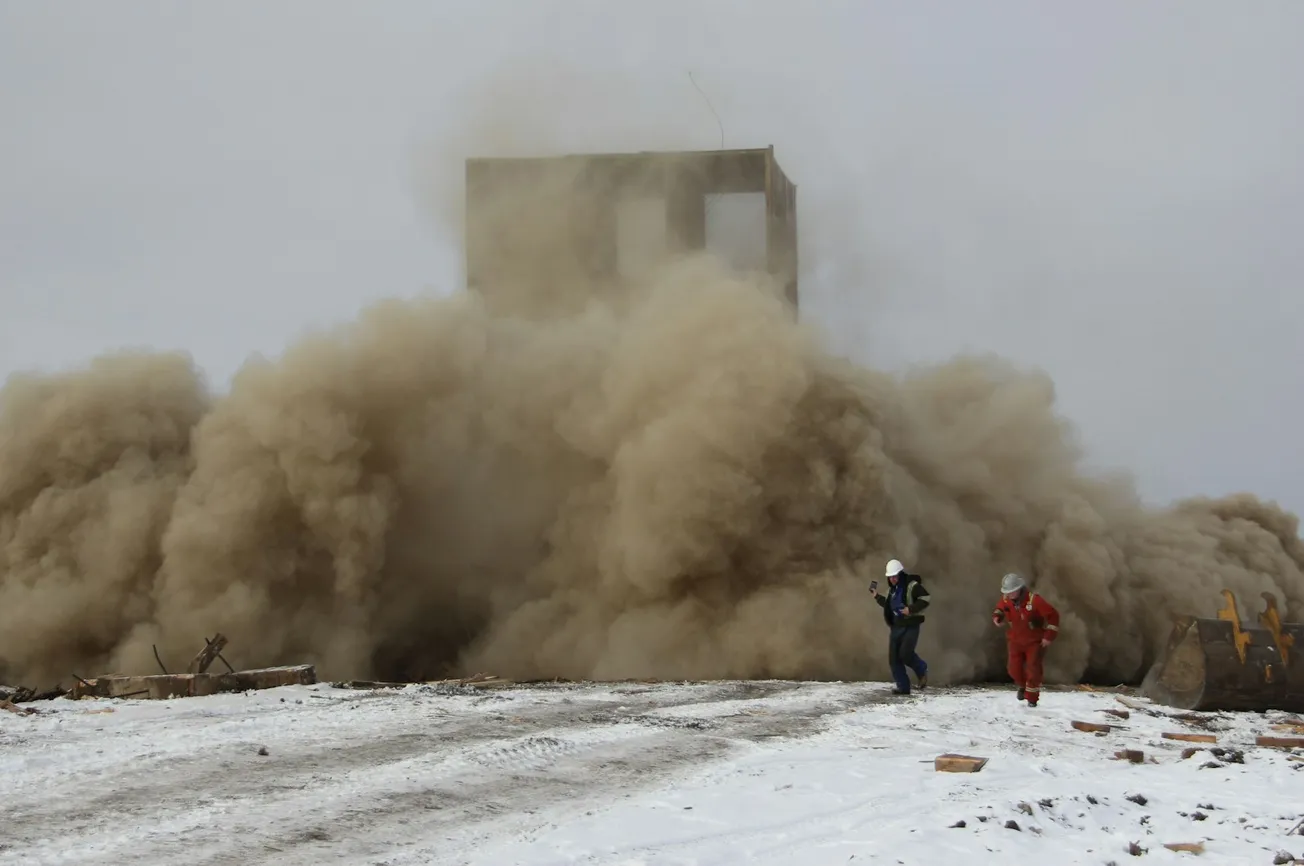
1142, 589, 1304, 712
463, 147, 798, 315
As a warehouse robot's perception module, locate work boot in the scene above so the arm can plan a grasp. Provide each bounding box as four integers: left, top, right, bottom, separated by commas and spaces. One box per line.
1016, 687, 1026, 701
917, 672, 928, 690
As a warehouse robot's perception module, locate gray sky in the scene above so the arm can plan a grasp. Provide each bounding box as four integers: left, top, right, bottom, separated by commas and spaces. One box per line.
2, 1, 1302, 515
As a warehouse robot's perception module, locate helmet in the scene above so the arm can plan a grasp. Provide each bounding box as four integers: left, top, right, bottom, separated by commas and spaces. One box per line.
1001, 572, 1026, 594
885, 559, 905, 577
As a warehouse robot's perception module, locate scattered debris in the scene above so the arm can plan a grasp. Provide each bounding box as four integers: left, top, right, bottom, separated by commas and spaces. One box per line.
1127, 840, 1146, 856
948, 820, 966, 829
1126, 793, 1149, 806
1017, 802, 1034, 815
934, 754, 988, 773
330, 673, 514, 691
70, 665, 315, 700
257, 746, 269, 756
1180, 747, 1202, 759
1101, 708, 1131, 720
1113, 749, 1145, 763
1162, 732, 1218, 743
1272, 851, 1301, 865
1116, 695, 1164, 716
1004, 819, 1021, 831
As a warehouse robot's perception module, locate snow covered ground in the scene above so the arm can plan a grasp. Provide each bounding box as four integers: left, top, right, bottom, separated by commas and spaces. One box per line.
2, 679, 1302, 865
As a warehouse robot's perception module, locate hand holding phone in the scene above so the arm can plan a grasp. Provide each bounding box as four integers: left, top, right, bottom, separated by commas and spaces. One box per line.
869, 580, 879, 593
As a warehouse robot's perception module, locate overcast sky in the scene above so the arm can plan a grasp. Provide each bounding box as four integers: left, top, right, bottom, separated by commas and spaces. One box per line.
2, 2, 1302, 515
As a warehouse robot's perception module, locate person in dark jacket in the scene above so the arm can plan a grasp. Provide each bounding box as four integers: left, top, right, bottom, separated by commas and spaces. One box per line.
870, 558, 931, 695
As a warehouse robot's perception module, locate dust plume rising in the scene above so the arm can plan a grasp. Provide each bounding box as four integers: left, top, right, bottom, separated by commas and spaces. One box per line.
2, 241, 1302, 690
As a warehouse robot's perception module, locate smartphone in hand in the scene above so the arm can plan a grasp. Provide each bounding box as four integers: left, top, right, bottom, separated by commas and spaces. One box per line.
869, 580, 879, 593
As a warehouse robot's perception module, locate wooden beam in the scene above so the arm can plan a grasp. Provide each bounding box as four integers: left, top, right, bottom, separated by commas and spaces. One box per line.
1162, 732, 1218, 743
1163, 842, 1205, 854
934, 754, 988, 773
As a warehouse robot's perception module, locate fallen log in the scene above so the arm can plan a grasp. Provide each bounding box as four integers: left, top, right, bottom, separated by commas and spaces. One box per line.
69, 665, 315, 700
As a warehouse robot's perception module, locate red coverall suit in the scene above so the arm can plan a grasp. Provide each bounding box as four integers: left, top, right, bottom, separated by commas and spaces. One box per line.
992, 589, 1060, 706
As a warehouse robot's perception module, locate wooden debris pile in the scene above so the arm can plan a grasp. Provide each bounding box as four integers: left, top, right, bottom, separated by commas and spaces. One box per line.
69, 634, 316, 700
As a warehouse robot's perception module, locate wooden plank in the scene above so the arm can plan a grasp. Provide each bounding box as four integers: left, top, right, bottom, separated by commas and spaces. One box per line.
934, 754, 988, 773
1163, 842, 1205, 854
1255, 735, 1304, 749
1162, 732, 1218, 743
1113, 749, 1145, 763
1071, 720, 1117, 733
1101, 708, 1131, 720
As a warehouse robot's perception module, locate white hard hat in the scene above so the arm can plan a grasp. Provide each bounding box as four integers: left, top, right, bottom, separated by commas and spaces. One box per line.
885, 559, 905, 577
1001, 572, 1026, 594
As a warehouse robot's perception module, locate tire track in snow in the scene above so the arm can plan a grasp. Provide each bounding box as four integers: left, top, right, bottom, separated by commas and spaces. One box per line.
0, 679, 892, 865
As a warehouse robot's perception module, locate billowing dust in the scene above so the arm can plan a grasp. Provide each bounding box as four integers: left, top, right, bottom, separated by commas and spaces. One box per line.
2, 149, 1302, 693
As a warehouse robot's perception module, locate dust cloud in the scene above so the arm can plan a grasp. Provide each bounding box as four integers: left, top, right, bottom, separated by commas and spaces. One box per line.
3, 80, 1303, 692
3, 245, 1301, 690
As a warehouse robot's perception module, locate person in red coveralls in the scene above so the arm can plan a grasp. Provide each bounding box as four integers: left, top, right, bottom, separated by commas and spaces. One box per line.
992, 572, 1060, 707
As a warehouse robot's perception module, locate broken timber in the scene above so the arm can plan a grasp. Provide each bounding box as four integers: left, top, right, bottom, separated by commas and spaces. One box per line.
934, 754, 988, 773
69, 665, 315, 700
1142, 589, 1304, 713
188, 633, 228, 674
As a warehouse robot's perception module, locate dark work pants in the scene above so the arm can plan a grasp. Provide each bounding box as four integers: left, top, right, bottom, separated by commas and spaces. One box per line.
888, 624, 928, 692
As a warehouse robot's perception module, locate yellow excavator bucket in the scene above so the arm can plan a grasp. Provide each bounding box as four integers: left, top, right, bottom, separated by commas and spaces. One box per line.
1141, 589, 1304, 712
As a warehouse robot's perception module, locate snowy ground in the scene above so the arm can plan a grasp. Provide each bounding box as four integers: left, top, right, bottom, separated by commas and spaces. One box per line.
2, 679, 1303, 866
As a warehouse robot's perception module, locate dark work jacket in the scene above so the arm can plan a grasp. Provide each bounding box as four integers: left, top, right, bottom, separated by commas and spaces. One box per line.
874, 573, 931, 628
